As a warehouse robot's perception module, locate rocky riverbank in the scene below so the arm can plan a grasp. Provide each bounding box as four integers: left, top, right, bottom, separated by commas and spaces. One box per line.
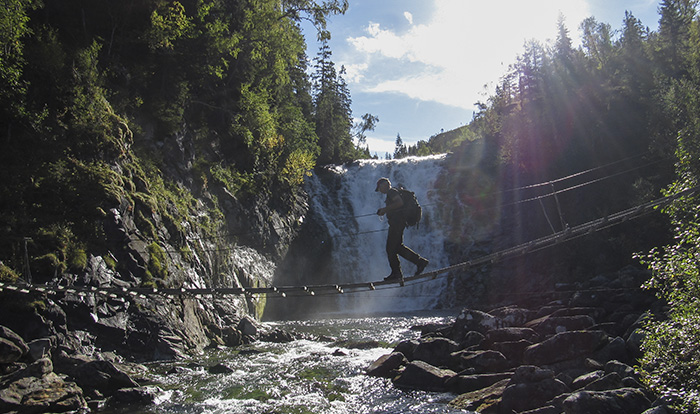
367, 266, 674, 413
0, 310, 293, 413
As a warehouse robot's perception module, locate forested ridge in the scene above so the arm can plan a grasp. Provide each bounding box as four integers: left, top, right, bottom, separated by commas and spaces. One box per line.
3, 0, 700, 410
414, 1, 700, 410
0, 0, 373, 283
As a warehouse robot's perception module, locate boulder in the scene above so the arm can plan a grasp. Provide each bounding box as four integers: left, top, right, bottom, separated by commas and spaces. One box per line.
571, 370, 605, 390
208, 363, 235, 374
452, 309, 505, 339
501, 376, 569, 413
523, 330, 609, 366
108, 385, 162, 407
528, 315, 595, 337
392, 360, 455, 392
460, 331, 485, 350
562, 388, 652, 414
366, 352, 407, 378
0, 372, 87, 413
491, 339, 533, 364
592, 336, 629, 364
488, 306, 537, 327
27, 337, 54, 362
485, 327, 539, 344
72, 360, 139, 395
584, 372, 624, 391
446, 372, 513, 394
449, 378, 509, 412
413, 337, 459, 367
451, 350, 509, 373
0, 326, 29, 364
394, 339, 419, 360
605, 360, 637, 380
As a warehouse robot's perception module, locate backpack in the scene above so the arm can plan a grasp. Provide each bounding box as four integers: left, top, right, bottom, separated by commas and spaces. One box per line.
397, 186, 422, 227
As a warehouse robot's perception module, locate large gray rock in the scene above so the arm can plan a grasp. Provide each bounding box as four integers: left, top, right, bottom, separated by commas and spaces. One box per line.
528, 315, 595, 337
452, 309, 505, 338
392, 360, 455, 392
0, 326, 29, 364
485, 327, 539, 344
0, 372, 87, 413
366, 352, 407, 378
108, 385, 162, 407
451, 349, 510, 373
524, 330, 610, 366
562, 388, 652, 414
446, 372, 513, 394
412, 337, 459, 367
72, 360, 139, 395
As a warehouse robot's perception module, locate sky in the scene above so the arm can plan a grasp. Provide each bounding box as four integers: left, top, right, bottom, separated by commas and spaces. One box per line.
301, 0, 662, 157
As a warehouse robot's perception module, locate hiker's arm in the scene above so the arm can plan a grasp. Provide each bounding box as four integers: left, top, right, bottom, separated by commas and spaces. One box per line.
377, 193, 403, 216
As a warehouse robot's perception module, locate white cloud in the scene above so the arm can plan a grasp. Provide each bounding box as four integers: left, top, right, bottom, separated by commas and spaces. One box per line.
404, 11, 414, 25
344, 0, 591, 110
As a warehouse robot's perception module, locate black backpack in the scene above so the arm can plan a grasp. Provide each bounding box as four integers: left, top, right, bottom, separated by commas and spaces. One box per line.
397, 186, 422, 227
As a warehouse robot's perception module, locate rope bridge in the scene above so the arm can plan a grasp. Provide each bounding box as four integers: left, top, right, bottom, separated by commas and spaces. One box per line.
2, 185, 696, 301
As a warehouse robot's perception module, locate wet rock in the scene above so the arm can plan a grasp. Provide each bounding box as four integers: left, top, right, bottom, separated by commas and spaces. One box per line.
571, 370, 605, 390
448, 378, 509, 412
500, 366, 569, 413
238, 315, 262, 338
491, 339, 533, 364
626, 329, 646, 359
584, 372, 624, 391
460, 331, 485, 350
108, 385, 162, 407
0, 326, 29, 364
488, 306, 537, 327
366, 352, 407, 378
334, 339, 380, 349
451, 349, 510, 373
527, 315, 595, 337
27, 337, 54, 362
0, 372, 87, 413
392, 360, 455, 392
452, 310, 505, 339
446, 372, 513, 394
393, 339, 419, 360
605, 360, 637, 380
72, 360, 139, 395
562, 388, 652, 413
519, 406, 560, 414
413, 337, 459, 367
208, 363, 235, 374
485, 327, 539, 344
592, 336, 629, 364
523, 330, 609, 366
221, 326, 243, 347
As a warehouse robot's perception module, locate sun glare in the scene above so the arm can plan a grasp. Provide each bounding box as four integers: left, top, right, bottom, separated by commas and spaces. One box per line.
347, 0, 591, 110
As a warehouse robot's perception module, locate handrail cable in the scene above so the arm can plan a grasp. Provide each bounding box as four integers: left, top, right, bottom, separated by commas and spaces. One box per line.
2, 185, 696, 301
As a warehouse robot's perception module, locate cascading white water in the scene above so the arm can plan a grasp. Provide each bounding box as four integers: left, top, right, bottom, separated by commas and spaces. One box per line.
304, 155, 455, 315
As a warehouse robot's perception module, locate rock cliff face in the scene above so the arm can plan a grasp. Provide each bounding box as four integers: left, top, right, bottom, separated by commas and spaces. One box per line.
0, 127, 309, 362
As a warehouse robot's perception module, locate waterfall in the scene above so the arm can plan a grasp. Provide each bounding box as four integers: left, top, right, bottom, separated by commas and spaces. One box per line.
281, 155, 457, 317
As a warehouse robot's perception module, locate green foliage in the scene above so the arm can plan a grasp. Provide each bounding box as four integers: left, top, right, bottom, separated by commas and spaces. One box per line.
147, 242, 168, 281
0, 262, 19, 283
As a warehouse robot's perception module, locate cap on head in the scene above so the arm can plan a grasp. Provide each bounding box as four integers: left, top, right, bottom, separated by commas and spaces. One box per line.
375, 177, 390, 192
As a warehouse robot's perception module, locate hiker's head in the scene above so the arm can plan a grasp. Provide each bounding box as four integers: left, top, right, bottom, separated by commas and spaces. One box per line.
375, 177, 390, 193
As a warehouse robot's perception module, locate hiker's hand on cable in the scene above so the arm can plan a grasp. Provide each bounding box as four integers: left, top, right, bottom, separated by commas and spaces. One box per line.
377, 208, 386, 216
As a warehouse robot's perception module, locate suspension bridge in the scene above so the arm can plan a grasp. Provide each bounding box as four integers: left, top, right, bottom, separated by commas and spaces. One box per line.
1, 182, 696, 302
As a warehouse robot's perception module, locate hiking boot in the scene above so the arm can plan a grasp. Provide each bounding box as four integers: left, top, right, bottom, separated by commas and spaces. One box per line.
414, 258, 429, 276
384, 273, 403, 282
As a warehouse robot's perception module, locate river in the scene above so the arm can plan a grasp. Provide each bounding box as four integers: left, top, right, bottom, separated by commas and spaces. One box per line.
102, 312, 471, 413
